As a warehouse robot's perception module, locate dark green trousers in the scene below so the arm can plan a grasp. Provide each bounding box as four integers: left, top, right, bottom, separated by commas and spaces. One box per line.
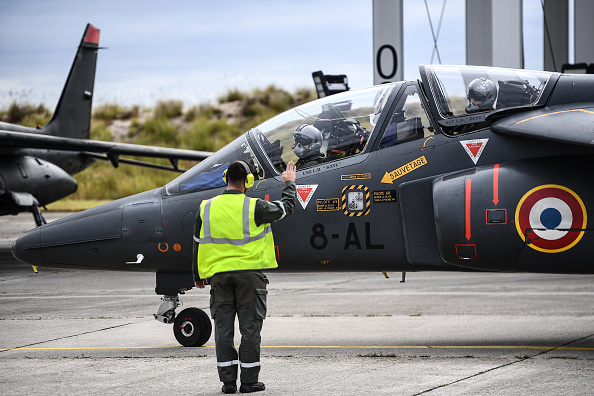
209, 270, 268, 384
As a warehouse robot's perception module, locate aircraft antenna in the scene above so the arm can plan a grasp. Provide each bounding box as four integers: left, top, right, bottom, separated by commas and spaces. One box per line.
424, 0, 447, 64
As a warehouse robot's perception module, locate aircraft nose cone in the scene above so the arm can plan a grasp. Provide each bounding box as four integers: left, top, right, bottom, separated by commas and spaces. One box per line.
12, 228, 44, 267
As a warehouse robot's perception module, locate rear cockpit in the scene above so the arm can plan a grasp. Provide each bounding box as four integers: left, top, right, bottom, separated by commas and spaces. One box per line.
419, 65, 554, 135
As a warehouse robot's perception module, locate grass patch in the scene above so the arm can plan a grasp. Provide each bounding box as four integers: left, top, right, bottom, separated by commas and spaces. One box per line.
154, 100, 183, 119
1, 102, 51, 125
93, 103, 139, 120
71, 161, 176, 200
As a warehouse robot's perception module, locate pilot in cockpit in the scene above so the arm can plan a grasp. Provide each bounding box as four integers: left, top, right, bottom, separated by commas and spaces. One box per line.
466, 77, 497, 113
292, 124, 325, 170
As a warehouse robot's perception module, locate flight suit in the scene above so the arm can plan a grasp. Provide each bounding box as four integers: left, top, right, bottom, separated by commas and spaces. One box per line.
193, 180, 296, 384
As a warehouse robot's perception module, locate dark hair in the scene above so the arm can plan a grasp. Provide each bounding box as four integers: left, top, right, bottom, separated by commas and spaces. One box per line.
226, 161, 253, 184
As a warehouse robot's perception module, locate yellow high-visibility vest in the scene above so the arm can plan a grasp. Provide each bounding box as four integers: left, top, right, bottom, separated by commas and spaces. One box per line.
197, 194, 277, 279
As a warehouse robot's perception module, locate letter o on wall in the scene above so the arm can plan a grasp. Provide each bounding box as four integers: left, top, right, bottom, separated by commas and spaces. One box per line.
376, 44, 398, 80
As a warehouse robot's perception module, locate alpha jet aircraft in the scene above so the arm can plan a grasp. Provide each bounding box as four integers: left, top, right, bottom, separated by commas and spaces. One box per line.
13, 64, 594, 347
0, 24, 210, 226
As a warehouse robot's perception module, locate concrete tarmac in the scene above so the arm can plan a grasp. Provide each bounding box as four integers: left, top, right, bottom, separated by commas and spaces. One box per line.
1, 213, 593, 395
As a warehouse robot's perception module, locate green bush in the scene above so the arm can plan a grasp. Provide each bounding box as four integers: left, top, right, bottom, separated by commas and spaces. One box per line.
4, 102, 51, 125
136, 117, 178, 146
90, 121, 112, 141
184, 104, 222, 122
218, 89, 246, 103
182, 117, 239, 152
154, 100, 183, 119
93, 104, 139, 120
72, 161, 175, 200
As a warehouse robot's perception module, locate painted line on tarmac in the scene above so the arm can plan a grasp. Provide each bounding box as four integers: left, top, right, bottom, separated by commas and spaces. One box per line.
2, 345, 593, 351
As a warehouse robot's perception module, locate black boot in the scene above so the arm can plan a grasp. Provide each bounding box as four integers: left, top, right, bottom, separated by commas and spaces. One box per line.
222, 382, 237, 394
239, 382, 265, 393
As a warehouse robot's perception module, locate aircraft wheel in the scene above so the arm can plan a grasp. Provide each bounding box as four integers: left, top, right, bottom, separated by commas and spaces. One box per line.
173, 307, 212, 347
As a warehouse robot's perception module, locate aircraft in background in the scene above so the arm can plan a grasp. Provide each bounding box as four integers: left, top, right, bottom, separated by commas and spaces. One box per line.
0, 24, 210, 226
13, 63, 594, 347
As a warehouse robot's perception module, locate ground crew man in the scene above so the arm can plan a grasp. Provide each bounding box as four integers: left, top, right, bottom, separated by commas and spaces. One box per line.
193, 160, 297, 394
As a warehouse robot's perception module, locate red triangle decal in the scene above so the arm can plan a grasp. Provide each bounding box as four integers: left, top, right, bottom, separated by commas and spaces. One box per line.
466, 142, 483, 157
297, 188, 312, 202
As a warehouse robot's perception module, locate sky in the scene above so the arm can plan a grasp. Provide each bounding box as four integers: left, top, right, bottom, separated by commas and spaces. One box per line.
0, 0, 566, 111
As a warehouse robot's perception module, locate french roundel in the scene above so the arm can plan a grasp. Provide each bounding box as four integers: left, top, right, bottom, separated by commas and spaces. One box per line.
515, 185, 587, 253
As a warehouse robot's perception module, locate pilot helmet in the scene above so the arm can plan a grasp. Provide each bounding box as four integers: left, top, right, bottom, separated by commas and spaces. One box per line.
292, 124, 322, 159
467, 78, 497, 110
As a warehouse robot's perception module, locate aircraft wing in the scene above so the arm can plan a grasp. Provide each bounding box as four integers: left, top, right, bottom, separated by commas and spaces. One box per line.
490, 103, 594, 147
0, 130, 211, 172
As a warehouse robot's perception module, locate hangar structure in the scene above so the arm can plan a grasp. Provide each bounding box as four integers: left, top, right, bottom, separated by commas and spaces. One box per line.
373, 0, 594, 84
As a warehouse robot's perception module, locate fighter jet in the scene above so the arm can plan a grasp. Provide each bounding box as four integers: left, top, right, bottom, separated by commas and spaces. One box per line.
12, 64, 594, 347
0, 24, 210, 226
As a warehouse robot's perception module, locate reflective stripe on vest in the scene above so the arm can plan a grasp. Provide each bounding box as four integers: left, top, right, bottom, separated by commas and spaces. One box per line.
197, 194, 277, 279
201, 197, 272, 245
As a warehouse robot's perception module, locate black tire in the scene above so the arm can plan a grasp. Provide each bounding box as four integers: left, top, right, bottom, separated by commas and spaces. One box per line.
173, 307, 212, 347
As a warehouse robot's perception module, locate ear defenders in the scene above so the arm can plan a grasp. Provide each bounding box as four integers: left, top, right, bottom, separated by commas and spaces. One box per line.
223, 160, 255, 188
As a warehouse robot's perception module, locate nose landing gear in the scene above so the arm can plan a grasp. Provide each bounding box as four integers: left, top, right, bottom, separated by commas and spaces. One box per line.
154, 295, 212, 347
173, 307, 212, 347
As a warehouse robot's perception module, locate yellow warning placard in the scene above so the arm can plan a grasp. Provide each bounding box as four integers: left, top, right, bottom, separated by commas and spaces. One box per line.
341, 173, 371, 181
381, 155, 427, 184
373, 190, 397, 203
317, 198, 339, 211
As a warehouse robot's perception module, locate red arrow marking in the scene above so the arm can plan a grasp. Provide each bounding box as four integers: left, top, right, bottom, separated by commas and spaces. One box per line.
465, 179, 472, 241
493, 164, 499, 205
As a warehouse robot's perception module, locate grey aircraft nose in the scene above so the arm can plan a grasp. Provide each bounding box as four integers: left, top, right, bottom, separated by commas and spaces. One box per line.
12, 227, 44, 267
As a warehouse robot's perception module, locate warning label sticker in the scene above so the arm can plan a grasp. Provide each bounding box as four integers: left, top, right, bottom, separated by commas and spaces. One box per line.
373, 190, 397, 203
461, 138, 489, 164
341, 173, 371, 181
381, 156, 427, 184
296, 184, 318, 210
316, 198, 339, 211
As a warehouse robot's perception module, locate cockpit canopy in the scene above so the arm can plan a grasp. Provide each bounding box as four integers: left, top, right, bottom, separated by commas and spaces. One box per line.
166, 84, 398, 195
165, 65, 557, 196
252, 83, 397, 174
421, 65, 553, 118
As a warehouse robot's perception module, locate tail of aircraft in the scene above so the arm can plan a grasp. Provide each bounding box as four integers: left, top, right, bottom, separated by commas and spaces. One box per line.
42, 23, 100, 139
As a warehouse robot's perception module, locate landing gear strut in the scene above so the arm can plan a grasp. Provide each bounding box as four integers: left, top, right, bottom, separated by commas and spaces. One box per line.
154, 295, 180, 324
30, 205, 46, 227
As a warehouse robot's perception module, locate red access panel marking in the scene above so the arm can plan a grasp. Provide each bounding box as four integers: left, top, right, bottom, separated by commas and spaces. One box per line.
465, 179, 472, 240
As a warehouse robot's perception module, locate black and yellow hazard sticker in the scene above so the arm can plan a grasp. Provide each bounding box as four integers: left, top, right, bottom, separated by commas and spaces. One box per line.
341, 185, 370, 216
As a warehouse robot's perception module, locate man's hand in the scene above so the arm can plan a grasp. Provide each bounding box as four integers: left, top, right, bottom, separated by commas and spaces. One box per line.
194, 280, 206, 289
282, 161, 296, 182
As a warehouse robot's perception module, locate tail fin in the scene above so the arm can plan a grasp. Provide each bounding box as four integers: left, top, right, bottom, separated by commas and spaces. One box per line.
43, 23, 100, 139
